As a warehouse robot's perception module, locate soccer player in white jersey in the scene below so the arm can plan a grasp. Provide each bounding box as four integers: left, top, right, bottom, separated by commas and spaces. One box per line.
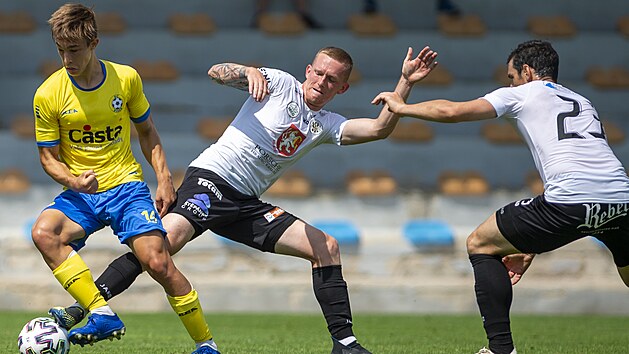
372, 39, 629, 354
34, 4, 217, 354
52, 46, 438, 353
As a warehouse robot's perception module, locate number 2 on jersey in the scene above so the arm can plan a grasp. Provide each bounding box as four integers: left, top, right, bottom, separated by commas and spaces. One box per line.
556, 95, 605, 141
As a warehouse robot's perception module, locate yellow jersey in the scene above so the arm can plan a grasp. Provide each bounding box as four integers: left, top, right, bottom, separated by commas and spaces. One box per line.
34, 60, 150, 192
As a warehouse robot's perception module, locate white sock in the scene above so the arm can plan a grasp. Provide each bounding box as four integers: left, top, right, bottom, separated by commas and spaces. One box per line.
197, 339, 218, 351
90, 305, 115, 316
339, 336, 357, 346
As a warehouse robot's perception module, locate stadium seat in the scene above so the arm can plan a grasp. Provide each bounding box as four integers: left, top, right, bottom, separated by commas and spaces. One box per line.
96, 12, 127, 34
131, 60, 179, 81
438, 170, 489, 196
311, 220, 360, 250
414, 65, 453, 86
197, 117, 232, 140
10, 114, 35, 140
347, 13, 397, 37
346, 169, 397, 197
169, 13, 216, 35
481, 121, 523, 145
603, 121, 625, 145
527, 15, 577, 37
618, 16, 629, 38
492, 64, 510, 87
265, 169, 312, 198
0, 11, 36, 33
0, 168, 31, 194
257, 12, 307, 35
437, 14, 486, 37
39, 59, 62, 78
525, 170, 544, 195
402, 219, 454, 251
585, 66, 629, 89
389, 120, 434, 143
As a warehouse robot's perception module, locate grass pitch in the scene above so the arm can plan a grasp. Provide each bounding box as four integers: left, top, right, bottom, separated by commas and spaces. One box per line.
3, 311, 628, 353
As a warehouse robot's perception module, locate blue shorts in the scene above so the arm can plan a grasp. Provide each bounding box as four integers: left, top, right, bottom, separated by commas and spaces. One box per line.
45, 181, 166, 251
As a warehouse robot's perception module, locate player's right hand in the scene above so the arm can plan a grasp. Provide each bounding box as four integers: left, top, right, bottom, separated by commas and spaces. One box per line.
73, 170, 99, 194
247, 67, 269, 102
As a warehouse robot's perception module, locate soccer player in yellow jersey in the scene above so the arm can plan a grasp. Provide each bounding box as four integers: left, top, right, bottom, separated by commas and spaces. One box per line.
31, 4, 219, 354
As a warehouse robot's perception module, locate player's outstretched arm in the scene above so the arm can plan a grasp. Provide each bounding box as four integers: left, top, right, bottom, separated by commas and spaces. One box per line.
208, 63, 269, 102
134, 116, 176, 216
371, 93, 498, 123
340, 46, 438, 145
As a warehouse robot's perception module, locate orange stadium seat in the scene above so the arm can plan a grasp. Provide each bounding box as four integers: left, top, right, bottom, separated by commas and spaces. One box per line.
169, 13, 216, 35
527, 15, 576, 37
0, 168, 31, 194
39, 59, 62, 78
415, 65, 453, 86
346, 169, 397, 197
586, 66, 629, 89
389, 120, 434, 143
257, 12, 306, 35
481, 121, 523, 145
603, 121, 625, 145
438, 170, 489, 196
11, 114, 35, 140
131, 60, 179, 81
265, 169, 312, 198
492, 64, 511, 87
618, 16, 629, 38
96, 12, 127, 34
525, 170, 544, 195
437, 14, 486, 37
197, 117, 232, 140
0, 11, 36, 33
347, 13, 397, 37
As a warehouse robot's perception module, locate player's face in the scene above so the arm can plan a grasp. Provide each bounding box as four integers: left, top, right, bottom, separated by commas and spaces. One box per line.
507, 59, 527, 87
55, 38, 97, 77
302, 53, 350, 111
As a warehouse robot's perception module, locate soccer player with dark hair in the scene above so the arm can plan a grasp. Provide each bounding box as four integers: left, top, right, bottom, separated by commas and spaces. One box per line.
33, 3, 217, 353
51, 44, 438, 353
372, 39, 629, 354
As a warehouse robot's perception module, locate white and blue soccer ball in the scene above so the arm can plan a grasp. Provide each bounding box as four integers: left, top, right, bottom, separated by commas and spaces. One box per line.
18, 317, 70, 354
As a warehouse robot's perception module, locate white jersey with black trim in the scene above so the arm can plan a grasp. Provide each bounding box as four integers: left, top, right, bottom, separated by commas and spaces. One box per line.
482, 80, 629, 203
190, 67, 347, 197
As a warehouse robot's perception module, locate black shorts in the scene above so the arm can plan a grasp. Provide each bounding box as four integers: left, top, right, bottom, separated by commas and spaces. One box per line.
168, 167, 299, 252
496, 195, 629, 267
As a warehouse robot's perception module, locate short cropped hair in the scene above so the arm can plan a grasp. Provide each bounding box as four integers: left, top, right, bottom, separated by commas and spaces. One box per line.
48, 3, 98, 44
315, 47, 353, 81
507, 40, 559, 82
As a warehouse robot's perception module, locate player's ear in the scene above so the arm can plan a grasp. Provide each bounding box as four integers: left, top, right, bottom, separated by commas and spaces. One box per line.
337, 82, 349, 94
522, 64, 534, 82
305, 64, 313, 77
89, 38, 99, 50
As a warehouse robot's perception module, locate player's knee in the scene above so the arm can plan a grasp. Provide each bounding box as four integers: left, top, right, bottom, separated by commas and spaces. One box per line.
140, 251, 171, 278
30, 222, 58, 250
466, 231, 483, 254
326, 235, 340, 257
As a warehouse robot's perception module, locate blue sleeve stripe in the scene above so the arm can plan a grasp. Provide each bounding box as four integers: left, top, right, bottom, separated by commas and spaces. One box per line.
131, 107, 151, 123
37, 140, 60, 147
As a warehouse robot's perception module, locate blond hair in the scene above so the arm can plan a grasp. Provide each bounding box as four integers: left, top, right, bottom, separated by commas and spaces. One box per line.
48, 3, 98, 44
315, 47, 353, 81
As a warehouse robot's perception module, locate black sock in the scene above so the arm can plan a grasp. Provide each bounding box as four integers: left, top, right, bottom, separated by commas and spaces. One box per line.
312, 265, 354, 340
94, 252, 144, 301
469, 254, 514, 354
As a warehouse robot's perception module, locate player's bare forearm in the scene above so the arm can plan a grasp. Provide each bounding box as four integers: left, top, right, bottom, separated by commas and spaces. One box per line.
207, 63, 250, 91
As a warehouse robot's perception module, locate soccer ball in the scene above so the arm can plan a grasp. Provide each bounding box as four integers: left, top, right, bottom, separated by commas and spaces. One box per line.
18, 317, 70, 354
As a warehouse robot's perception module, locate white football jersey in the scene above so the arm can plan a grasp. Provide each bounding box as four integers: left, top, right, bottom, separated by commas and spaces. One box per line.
190, 68, 347, 197
483, 81, 629, 203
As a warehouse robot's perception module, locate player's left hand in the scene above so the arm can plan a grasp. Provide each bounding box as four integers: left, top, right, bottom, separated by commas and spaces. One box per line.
371, 91, 405, 114
154, 181, 176, 217
502, 253, 535, 285
401, 46, 438, 85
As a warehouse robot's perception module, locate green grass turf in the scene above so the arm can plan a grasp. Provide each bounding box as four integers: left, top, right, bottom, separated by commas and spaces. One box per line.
3, 311, 628, 353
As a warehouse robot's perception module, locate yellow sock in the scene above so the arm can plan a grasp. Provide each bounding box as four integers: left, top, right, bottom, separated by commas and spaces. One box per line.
52, 253, 108, 312
167, 289, 212, 343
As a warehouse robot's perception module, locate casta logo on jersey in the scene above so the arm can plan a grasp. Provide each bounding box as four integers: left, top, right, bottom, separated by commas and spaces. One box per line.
69, 124, 123, 143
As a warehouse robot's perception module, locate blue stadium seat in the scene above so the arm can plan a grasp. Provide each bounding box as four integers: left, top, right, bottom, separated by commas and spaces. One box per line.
312, 220, 360, 248
403, 219, 454, 250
